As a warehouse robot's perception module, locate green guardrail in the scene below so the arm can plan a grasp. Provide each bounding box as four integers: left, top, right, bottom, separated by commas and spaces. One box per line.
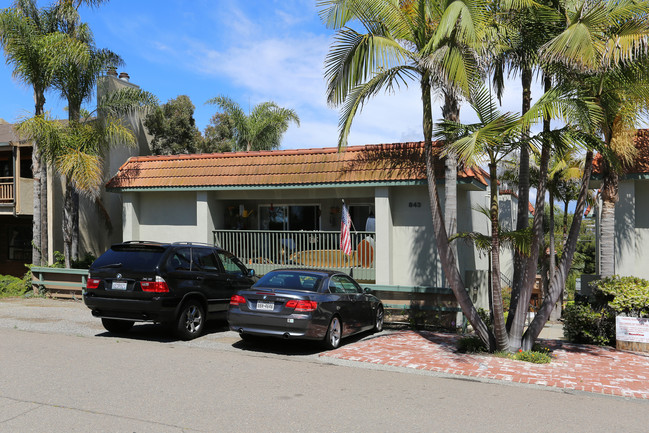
365, 284, 461, 313
31, 266, 89, 292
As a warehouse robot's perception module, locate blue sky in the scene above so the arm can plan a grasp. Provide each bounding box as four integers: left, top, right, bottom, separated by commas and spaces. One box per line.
1, 0, 555, 151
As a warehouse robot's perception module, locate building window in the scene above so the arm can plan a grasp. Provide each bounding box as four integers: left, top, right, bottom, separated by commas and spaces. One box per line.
349, 205, 374, 232
8, 225, 31, 261
259, 205, 320, 231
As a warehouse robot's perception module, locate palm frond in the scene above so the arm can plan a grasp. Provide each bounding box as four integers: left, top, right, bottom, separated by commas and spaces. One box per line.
324, 26, 412, 106
336, 64, 417, 148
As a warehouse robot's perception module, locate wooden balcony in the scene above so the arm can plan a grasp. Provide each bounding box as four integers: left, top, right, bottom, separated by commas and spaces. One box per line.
0, 177, 13, 204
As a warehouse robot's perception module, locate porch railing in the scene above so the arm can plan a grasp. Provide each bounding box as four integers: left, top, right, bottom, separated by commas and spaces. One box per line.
213, 229, 376, 282
0, 177, 13, 203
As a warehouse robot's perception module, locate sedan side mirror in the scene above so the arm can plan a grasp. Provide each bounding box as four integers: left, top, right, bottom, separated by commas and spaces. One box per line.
248, 269, 255, 277
364, 287, 373, 295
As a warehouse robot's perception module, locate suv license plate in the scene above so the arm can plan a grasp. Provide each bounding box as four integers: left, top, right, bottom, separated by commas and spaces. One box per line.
112, 281, 127, 290
256, 301, 274, 311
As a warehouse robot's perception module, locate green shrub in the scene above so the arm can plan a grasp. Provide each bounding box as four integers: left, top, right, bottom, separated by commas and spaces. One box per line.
52, 251, 96, 269
494, 348, 553, 363
513, 349, 552, 364
0, 273, 31, 298
457, 335, 488, 353
593, 275, 649, 318
562, 303, 615, 345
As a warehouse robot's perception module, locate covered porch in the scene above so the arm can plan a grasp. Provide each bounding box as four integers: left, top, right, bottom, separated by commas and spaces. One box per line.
214, 229, 376, 281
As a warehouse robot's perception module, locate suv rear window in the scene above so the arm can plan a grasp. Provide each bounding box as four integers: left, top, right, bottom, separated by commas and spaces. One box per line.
92, 245, 166, 272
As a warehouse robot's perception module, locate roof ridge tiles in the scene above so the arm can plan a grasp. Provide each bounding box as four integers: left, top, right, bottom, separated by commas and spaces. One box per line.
126, 141, 433, 163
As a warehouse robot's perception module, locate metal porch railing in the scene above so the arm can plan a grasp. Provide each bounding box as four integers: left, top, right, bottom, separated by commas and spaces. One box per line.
213, 229, 376, 282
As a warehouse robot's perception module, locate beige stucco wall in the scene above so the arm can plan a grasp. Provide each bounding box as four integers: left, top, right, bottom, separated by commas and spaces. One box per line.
614, 179, 649, 279
119, 182, 493, 294
17, 177, 33, 216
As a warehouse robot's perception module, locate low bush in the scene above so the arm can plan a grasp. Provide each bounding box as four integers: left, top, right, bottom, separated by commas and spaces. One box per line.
512, 349, 552, 364
0, 273, 31, 298
562, 303, 615, 345
457, 335, 488, 353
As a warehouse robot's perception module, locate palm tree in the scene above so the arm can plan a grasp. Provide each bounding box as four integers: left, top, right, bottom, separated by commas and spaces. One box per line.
436, 86, 521, 351
318, 0, 495, 347
16, 87, 158, 265
0, 0, 59, 266
510, 0, 649, 348
540, 0, 649, 278
206, 96, 299, 152
488, 0, 565, 334
46, 0, 123, 264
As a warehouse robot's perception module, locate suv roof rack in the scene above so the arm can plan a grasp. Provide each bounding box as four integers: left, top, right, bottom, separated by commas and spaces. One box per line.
171, 242, 216, 247
122, 240, 165, 245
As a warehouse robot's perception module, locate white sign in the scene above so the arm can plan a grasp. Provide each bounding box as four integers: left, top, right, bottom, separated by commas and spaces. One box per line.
616, 317, 649, 343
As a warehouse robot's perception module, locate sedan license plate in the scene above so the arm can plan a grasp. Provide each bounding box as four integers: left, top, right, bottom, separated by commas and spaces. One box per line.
111, 281, 127, 290
256, 301, 274, 311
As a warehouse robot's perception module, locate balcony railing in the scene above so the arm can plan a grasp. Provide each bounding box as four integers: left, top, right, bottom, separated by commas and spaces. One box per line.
0, 177, 13, 203
213, 229, 376, 282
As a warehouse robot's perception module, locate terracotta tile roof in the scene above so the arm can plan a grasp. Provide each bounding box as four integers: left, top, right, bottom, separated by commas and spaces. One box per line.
593, 129, 649, 175
106, 142, 489, 190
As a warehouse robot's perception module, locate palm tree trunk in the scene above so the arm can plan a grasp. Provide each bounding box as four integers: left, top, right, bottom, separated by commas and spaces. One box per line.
71, 189, 79, 262
523, 150, 594, 349
67, 105, 81, 263
31, 148, 43, 266
489, 162, 509, 351
63, 179, 74, 268
39, 163, 48, 264
508, 95, 550, 351
599, 167, 618, 277
549, 188, 562, 321
442, 92, 459, 273
506, 66, 533, 331
420, 73, 494, 350
32, 90, 47, 266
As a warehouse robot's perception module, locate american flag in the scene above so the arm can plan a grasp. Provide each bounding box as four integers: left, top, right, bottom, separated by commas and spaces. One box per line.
340, 203, 352, 255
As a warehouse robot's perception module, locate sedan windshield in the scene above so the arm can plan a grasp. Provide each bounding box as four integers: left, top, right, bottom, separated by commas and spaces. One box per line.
254, 271, 323, 292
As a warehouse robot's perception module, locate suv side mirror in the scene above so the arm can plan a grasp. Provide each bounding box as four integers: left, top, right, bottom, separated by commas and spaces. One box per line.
248, 269, 255, 277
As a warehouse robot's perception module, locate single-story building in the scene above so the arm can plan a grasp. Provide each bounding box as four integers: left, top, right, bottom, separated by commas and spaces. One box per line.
106, 142, 511, 308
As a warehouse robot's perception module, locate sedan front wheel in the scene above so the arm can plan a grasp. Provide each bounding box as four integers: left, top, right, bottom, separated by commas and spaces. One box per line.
373, 306, 384, 332
323, 316, 342, 350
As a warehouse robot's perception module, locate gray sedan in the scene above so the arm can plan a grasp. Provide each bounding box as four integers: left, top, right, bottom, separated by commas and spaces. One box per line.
227, 269, 384, 349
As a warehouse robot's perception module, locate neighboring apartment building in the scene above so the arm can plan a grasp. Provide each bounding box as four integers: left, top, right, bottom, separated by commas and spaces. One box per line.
0, 72, 152, 277
0, 120, 33, 276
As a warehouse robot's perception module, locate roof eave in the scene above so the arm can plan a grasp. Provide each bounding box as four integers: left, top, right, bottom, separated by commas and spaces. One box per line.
106, 179, 430, 193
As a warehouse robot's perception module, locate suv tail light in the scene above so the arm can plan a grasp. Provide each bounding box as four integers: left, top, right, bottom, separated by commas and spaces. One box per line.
86, 278, 101, 290
230, 295, 246, 305
140, 276, 169, 293
285, 300, 318, 312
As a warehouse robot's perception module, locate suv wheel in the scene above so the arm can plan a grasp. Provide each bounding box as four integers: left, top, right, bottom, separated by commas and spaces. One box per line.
101, 318, 134, 334
176, 300, 205, 340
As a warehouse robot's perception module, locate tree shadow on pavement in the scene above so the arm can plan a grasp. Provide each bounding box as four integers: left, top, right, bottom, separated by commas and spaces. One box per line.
94, 319, 232, 343
231, 329, 378, 356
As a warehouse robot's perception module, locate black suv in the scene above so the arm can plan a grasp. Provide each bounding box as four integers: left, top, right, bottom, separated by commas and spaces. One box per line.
83, 241, 256, 340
